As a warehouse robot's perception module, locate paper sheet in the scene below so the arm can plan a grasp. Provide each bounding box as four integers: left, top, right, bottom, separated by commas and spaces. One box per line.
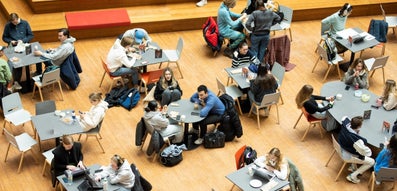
336, 28, 358, 39
260, 179, 278, 191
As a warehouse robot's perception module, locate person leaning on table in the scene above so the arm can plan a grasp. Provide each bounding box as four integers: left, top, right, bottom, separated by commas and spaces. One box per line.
343, 58, 369, 89
95, 154, 135, 189
52, 135, 85, 177
338, 116, 375, 184
254, 147, 288, 180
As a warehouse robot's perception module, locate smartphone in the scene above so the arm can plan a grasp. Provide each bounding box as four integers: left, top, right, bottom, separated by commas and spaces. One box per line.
78, 110, 83, 114
345, 85, 350, 90
94, 169, 103, 173
371, 105, 379, 109
191, 112, 200, 116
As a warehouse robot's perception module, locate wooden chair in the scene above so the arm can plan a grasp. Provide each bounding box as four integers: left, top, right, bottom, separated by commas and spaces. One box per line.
78, 119, 105, 153
380, 4, 397, 36
270, 5, 293, 41
230, 145, 247, 191
41, 147, 55, 176
32, 68, 64, 102
248, 92, 280, 129
2, 92, 33, 137
99, 56, 124, 92
140, 69, 163, 95
293, 107, 323, 141
159, 37, 184, 79
312, 44, 344, 82
368, 167, 397, 191
363, 55, 389, 84
271, 62, 286, 104
325, 134, 353, 181
216, 77, 243, 115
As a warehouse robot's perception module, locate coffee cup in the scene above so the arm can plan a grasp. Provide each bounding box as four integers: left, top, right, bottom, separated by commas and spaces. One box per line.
54, 110, 61, 116
180, 115, 186, 122
193, 103, 199, 110
336, 94, 342, 100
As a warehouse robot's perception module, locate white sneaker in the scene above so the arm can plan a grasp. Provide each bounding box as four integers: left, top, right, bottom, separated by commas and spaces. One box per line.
196, 0, 207, 7
13, 81, 22, 90
194, 138, 204, 145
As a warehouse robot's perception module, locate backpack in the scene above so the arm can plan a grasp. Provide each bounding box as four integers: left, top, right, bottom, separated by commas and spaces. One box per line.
242, 0, 257, 14
242, 146, 257, 165
202, 17, 223, 52
104, 86, 129, 108
217, 94, 243, 141
272, 2, 284, 25
118, 88, 140, 111
323, 37, 337, 61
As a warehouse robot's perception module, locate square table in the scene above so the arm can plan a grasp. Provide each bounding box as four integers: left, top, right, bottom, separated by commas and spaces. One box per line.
133, 42, 169, 72
226, 165, 289, 191
332, 28, 379, 65
32, 110, 84, 150
224, 66, 252, 89
57, 164, 125, 191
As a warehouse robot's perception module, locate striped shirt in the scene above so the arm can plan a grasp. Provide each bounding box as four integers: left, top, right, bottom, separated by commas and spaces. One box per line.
231, 49, 259, 68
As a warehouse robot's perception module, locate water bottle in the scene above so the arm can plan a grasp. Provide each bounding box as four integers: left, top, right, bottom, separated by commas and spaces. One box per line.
71, 110, 76, 124
102, 178, 108, 191
66, 170, 73, 185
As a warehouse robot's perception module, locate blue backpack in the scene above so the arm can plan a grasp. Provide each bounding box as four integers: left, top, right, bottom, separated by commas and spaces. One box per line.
119, 88, 140, 111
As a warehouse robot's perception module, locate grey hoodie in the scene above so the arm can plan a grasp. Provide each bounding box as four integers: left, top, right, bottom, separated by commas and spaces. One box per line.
42, 36, 76, 66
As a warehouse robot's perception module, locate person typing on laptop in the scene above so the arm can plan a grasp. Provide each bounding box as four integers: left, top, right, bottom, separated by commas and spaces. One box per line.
52, 135, 85, 177
254, 147, 288, 180
94, 154, 135, 189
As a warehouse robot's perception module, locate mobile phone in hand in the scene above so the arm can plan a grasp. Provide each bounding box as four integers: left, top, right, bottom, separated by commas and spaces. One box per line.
345, 85, 350, 90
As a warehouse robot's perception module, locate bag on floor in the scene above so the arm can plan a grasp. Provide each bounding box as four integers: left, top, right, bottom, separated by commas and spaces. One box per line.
202, 17, 223, 53
160, 144, 186, 167
119, 88, 140, 111
105, 86, 129, 107
204, 131, 225, 148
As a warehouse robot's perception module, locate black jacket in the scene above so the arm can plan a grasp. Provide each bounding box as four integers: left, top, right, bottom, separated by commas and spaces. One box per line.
52, 142, 83, 176
218, 94, 243, 141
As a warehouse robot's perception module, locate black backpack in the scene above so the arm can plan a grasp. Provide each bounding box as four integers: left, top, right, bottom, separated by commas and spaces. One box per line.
104, 86, 129, 108
242, 146, 257, 165
323, 37, 337, 61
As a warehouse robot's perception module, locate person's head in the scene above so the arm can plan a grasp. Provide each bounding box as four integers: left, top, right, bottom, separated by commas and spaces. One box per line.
388, 134, 397, 166
266, 147, 283, 170
134, 30, 145, 44
238, 42, 249, 55
120, 36, 134, 48
58, 28, 70, 42
88, 92, 103, 106
295, 84, 314, 108
162, 67, 175, 82
223, 0, 237, 8
145, 100, 158, 112
0, 46, 6, 57
197, 85, 209, 100
256, 0, 265, 9
382, 79, 396, 100
350, 116, 363, 133
110, 154, 125, 170
350, 58, 367, 72
9, 13, 20, 26
339, 3, 353, 17
257, 63, 270, 77
61, 135, 74, 151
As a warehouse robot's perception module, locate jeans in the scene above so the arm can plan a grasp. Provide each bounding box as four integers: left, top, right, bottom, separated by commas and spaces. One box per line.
250, 33, 270, 63
36, 61, 52, 74
193, 114, 223, 138
110, 67, 139, 85
161, 89, 182, 106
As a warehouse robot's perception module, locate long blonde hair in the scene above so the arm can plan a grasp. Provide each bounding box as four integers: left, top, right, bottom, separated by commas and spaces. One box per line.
382, 79, 396, 102
266, 147, 283, 171
295, 84, 314, 108
160, 67, 178, 89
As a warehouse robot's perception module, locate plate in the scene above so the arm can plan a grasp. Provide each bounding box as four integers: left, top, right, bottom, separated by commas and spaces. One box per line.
249, 179, 262, 188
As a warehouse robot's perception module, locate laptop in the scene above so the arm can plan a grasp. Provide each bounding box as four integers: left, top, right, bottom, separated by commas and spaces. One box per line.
352, 34, 365, 43
253, 168, 275, 181
77, 173, 103, 191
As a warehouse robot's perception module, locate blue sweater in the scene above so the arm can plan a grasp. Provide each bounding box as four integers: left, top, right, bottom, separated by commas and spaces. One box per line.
2, 19, 34, 44
374, 148, 391, 173
190, 90, 225, 117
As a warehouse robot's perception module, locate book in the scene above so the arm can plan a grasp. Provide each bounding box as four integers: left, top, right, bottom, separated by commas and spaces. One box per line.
155, 49, 162, 58
363, 110, 371, 119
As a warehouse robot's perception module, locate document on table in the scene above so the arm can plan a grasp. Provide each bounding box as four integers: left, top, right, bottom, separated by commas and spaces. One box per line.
230, 68, 242, 74
336, 28, 358, 39
260, 179, 278, 191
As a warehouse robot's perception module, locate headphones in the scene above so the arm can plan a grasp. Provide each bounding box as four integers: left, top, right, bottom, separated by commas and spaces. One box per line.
340, 3, 352, 16
113, 155, 124, 168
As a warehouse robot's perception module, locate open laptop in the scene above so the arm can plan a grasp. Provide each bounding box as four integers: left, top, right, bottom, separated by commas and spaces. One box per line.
77, 173, 103, 191
253, 168, 275, 181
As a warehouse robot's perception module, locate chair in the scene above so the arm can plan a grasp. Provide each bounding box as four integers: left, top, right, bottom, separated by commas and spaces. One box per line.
271, 5, 293, 41
78, 119, 105, 153
2, 92, 33, 136
41, 147, 55, 176
380, 4, 397, 36
312, 44, 344, 82
325, 134, 350, 181
99, 56, 125, 93
216, 77, 243, 115
139, 69, 163, 95
32, 68, 64, 102
3, 128, 37, 173
271, 62, 285, 104
159, 37, 184, 79
359, 19, 388, 57
35, 100, 56, 115
142, 119, 172, 162
293, 107, 323, 142
230, 145, 247, 191
368, 167, 397, 191
363, 55, 389, 84
248, 92, 280, 129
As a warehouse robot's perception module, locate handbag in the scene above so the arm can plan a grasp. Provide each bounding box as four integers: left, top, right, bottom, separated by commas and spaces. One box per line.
160, 144, 185, 167
204, 131, 225, 148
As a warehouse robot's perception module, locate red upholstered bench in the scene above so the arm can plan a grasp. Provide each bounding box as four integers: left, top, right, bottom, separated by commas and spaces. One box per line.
65, 9, 130, 30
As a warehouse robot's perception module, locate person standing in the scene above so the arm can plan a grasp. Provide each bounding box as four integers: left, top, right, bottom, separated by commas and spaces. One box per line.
78, 92, 109, 132
154, 67, 183, 107
190, 85, 225, 144
52, 135, 85, 177
245, 0, 281, 62
338, 116, 375, 184
231, 42, 260, 68
2, 13, 33, 46
218, 0, 247, 58
95, 154, 135, 189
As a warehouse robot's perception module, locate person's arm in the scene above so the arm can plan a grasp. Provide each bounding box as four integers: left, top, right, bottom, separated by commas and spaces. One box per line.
245, 14, 255, 31
175, 82, 183, 96
374, 148, 389, 173
383, 93, 397, 110
22, 21, 34, 43
81, 107, 105, 130
343, 69, 355, 85
273, 162, 288, 180
219, 8, 241, 30
190, 92, 199, 103
303, 99, 331, 113
119, 52, 136, 68
152, 113, 169, 128
321, 15, 333, 35
2, 24, 12, 44
143, 29, 152, 43
272, 12, 282, 24
353, 139, 372, 158
357, 72, 369, 89
154, 81, 164, 101
200, 96, 215, 117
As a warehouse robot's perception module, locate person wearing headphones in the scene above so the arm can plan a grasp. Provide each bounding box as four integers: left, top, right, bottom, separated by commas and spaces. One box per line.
52, 135, 85, 177
122, 28, 152, 46
95, 154, 135, 189
321, 3, 353, 35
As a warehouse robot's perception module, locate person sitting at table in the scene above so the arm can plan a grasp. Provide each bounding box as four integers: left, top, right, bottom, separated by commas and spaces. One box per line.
295, 84, 334, 120
106, 36, 140, 88
33, 28, 76, 75
154, 67, 183, 107
52, 135, 85, 177
321, 3, 353, 53
95, 154, 135, 189
245, 0, 281, 63
0, 46, 12, 93
218, 0, 247, 58
343, 58, 369, 89
231, 42, 260, 68
380, 79, 397, 111
143, 100, 183, 143
338, 116, 375, 184
254, 147, 288, 180
122, 28, 152, 47
248, 63, 278, 103
374, 134, 397, 184
190, 85, 225, 145
78, 92, 109, 132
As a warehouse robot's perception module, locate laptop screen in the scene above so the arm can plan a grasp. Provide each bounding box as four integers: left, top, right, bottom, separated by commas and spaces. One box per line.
85, 173, 103, 190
